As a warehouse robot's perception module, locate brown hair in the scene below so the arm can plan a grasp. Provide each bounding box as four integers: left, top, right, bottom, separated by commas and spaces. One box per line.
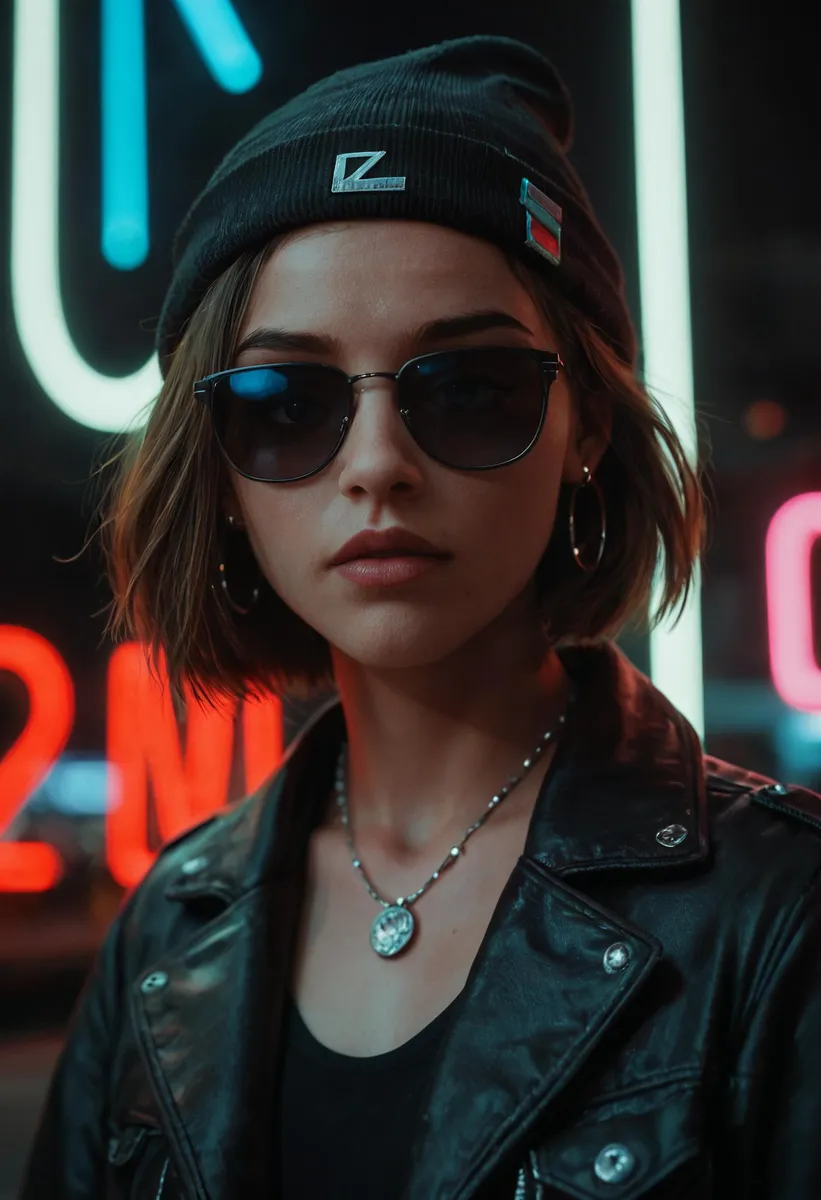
98, 240, 705, 710
508, 258, 705, 647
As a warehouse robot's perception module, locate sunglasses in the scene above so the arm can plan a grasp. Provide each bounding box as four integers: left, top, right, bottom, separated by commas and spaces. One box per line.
194, 346, 564, 483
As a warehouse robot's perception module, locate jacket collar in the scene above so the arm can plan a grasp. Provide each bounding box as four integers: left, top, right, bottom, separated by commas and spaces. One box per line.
143, 643, 709, 1200
165, 642, 708, 906
525, 643, 708, 874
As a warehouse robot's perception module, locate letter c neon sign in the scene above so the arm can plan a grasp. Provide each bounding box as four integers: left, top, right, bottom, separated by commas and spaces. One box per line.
767, 493, 821, 711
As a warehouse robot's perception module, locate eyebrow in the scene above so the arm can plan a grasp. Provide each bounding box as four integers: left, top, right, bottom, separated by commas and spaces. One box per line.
233, 309, 534, 359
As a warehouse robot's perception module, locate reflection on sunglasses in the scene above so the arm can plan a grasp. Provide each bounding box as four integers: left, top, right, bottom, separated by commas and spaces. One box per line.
229, 367, 290, 398
194, 347, 563, 482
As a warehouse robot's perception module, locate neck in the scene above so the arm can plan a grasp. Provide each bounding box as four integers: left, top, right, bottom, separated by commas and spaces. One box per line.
329, 611, 571, 858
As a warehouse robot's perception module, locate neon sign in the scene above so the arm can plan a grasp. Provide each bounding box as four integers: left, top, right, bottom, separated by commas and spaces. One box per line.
11, 0, 261, 433
0, 627, 283, 893
0, 629, 74, 893
103, 0, 262, 270
767, 493, 821, 711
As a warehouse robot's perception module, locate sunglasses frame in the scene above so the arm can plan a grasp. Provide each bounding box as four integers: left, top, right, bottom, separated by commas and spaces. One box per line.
194, 347, 564, 483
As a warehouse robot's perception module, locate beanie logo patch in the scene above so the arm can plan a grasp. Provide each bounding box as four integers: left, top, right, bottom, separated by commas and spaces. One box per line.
520, 178, 562, 267
331, 151, 406, 193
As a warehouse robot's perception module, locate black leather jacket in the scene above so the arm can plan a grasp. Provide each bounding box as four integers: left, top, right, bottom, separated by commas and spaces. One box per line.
20, 644, 821, 1199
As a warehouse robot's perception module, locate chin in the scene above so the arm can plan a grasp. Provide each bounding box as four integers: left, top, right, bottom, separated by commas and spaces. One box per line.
315, 607, 483, 672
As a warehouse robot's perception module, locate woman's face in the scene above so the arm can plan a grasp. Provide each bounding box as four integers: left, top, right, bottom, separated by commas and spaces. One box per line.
227, 219, 596, 671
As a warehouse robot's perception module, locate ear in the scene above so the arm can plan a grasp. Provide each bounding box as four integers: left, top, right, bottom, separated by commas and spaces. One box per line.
561, 391, 612, 484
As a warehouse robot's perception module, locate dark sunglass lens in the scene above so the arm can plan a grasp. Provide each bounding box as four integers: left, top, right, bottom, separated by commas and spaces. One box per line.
400, 349, 548, 469
212, 365, 349, 481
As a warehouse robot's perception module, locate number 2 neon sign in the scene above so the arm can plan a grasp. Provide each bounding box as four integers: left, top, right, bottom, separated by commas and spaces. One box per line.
11, 0, 261, 434
0, 629, 73, 892
0, 627, 283, 894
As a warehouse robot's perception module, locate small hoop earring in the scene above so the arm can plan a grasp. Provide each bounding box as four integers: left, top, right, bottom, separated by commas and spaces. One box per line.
568, 465, 606, 572
213, 515, 260, 615
215, 561, 260, 615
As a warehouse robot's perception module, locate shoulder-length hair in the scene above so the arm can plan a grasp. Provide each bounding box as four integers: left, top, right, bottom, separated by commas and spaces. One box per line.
98, 238, 705, 709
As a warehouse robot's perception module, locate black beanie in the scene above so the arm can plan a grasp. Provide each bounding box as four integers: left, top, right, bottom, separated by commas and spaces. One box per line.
157, 35, 636, 372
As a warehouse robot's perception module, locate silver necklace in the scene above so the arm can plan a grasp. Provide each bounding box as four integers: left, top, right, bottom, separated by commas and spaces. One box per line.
333, 703, 570, 959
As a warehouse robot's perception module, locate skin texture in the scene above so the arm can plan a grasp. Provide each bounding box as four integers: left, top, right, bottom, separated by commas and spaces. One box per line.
226, 219, 607, 855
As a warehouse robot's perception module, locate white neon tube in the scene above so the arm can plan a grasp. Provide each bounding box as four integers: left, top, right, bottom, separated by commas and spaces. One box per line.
631, 0, 704, 738
12, 0, 160, 434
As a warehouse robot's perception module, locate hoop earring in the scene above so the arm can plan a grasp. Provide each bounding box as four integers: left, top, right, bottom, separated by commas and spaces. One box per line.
216, 561, 260, 615
213, 514, 260, 615
568, 465, 606, 572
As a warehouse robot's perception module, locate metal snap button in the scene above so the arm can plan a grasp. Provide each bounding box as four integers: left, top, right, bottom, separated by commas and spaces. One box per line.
594, 1142, 636, 1184
603, 943, 631, 974
140, 971, 168, 995
181, 855, 208, 876
656, 823, 688, 848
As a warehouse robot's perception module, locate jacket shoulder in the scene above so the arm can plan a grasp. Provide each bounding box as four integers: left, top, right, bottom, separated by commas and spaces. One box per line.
114, 702, 342, 957
703, 755, 821, 900
704, 754, 821, 835
117, 790, 266, 957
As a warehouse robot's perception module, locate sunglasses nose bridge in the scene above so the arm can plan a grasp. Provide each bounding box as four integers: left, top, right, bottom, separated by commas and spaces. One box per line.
344, 372, 416, 447
346, 369, 404, 423
347, 369, 401, 386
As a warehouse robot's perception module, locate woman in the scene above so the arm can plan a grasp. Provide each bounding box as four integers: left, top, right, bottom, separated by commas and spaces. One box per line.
21, 34, 821, 1200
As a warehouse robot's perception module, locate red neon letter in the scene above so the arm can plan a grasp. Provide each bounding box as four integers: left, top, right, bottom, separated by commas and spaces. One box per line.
767, 493, 821, 710
106, 645, 285, 888
0, 627, 73, 891
106, 644, 236, 888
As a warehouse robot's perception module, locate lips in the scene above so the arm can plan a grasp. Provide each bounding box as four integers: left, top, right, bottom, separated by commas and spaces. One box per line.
329, 527, 449, 566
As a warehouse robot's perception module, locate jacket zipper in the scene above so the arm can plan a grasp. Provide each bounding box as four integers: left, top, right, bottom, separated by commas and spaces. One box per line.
154, 1158, 170, 1200
513, 1152, 544, 1199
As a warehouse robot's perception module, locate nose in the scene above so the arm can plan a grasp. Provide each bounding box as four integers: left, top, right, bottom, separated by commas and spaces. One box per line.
336, 379, 425, 500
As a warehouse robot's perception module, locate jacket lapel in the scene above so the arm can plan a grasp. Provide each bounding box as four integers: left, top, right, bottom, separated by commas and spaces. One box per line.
130, 705, 341, 1200
403, 647, 708, 1198
131, 882, 292, 1199
404, 860, 662, 1200
129, 646, 708, 1200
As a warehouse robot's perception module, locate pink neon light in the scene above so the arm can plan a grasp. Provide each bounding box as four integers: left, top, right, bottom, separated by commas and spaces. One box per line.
766, 493, 821, 711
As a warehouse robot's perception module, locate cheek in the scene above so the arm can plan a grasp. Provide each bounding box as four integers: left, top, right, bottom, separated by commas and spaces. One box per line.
233, 480, 324, 599
464, 453, 563, 593
480, 396, 569, 569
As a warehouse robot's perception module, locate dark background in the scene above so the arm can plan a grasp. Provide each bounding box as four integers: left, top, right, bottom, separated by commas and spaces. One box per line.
1, 2, 819, 1193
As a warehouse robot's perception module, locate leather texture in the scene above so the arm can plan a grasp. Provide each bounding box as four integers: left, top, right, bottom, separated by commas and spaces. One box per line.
19, 643, 821, 1199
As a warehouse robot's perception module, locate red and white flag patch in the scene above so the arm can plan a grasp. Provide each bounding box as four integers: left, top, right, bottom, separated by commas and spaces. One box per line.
519, 178, 562, 267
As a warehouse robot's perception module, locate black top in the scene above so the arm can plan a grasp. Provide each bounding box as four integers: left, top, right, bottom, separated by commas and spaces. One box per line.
273, 987, 465, 1198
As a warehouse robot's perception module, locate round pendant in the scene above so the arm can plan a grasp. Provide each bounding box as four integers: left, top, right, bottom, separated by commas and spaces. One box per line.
370, 905, 415, 958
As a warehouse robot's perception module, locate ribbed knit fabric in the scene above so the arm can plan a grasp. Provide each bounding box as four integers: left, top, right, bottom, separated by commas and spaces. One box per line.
157, 35, 636, 371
